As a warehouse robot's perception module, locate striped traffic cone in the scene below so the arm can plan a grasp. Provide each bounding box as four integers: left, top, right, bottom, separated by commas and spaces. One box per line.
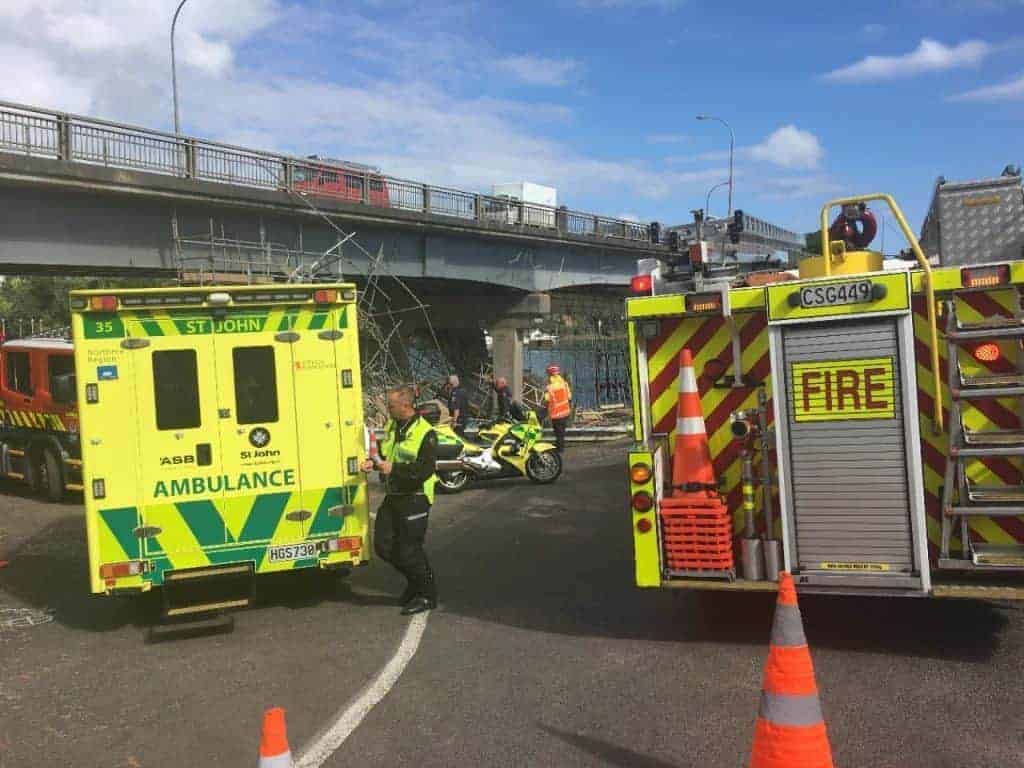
670, 348, 718, 503
258, 707, 293, 767
749, 572, 834, 768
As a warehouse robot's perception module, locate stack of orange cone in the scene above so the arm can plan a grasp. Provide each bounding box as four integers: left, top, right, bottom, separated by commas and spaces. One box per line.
258, 707, 293, 767
749, 572, 834, 768
660, 349, 734, 574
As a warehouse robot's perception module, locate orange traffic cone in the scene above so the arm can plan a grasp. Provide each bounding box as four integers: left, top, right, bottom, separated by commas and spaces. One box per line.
670, 348, 718, 503
749, 572, 833, 768
258, 707, 293, 767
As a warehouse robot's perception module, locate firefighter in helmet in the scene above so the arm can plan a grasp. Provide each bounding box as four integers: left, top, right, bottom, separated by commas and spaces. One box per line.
543, 363, 571, 453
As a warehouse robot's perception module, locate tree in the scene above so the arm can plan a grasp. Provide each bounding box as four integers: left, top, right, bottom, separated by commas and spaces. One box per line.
0, 276, 172, 337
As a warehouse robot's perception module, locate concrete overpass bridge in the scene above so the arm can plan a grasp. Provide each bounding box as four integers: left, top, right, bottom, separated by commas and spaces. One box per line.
0, 100, 803, 398
0, 100, 670, 292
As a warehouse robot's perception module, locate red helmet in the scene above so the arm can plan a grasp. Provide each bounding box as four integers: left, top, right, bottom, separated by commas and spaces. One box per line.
546, 364, 561, 376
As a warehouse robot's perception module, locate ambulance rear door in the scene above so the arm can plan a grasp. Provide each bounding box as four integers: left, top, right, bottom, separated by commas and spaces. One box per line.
211, 310, 305, 570
125, 315, 226, 569
287, 302, 347, 543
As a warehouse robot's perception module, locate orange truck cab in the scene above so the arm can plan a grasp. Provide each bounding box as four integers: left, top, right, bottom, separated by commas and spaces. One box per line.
0, 338, 82, 500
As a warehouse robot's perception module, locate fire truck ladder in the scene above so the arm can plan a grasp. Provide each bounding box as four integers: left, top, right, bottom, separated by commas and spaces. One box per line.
940, 296, 1024, 569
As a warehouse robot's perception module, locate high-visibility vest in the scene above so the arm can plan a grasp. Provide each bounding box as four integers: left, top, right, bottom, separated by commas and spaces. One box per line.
380, 416, 437, 504
546, 376, 571, 420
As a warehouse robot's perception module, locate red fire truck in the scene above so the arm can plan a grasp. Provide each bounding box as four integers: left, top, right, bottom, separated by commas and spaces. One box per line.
293, 156, 390, 207
0, 337, 82, 500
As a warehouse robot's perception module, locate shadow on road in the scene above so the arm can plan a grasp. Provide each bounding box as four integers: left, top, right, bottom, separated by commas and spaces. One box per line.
434, 458, 1013, 663
538, 723, 687, 768
0, 514, 400, 633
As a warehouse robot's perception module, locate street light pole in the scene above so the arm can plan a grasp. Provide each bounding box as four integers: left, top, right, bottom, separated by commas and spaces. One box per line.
171, 0, 190, 134
696, 114, 735, 217
705, 180, 730, 219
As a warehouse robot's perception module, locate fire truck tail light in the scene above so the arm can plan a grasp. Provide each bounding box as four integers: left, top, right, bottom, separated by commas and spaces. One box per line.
630, 463, 652, 484
314, 289, 338, 304
99, 561, 146, 579
631, 275, 653, 295
962, 265, 1009, 289
631, 491, 654, 513
636, 518, 653, 533
90, 295, 118, 312
973, 342, 1001, 363
685, 293, 723, 314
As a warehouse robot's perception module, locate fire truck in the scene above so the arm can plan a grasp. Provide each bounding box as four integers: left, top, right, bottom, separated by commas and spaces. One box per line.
627, 167, 1024, 598
0, 335, 82, 500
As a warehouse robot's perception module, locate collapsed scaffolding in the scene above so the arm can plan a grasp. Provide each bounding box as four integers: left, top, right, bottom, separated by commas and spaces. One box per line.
170, 191, 456, 426
170, 186, 636, 428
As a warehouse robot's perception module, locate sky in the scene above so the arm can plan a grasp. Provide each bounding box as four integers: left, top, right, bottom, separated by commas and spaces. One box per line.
0, 0, 1022, 237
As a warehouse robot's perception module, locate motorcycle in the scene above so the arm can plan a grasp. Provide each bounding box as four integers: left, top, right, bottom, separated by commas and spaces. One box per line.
432, 410, 562, 493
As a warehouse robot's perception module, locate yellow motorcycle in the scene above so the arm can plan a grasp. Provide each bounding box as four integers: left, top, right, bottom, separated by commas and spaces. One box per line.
433, 410, 562, 493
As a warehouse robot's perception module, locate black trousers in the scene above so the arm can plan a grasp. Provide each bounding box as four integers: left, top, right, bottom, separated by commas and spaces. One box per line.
551, 417, 568, 453
374, 494, 437, 601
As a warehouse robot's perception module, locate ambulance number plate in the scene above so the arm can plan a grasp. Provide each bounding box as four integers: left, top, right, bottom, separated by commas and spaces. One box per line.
267, 542, 317, 563
799, 280, 872, 309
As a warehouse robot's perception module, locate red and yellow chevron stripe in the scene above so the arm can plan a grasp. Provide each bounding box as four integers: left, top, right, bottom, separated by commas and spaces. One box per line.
2, 407, 67, 431
913, 288, 1024, 558
646, 312, 777, 538
644, 286, 1024, 567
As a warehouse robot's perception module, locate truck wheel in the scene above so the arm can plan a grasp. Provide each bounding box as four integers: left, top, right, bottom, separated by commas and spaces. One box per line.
37, 449, 64, 502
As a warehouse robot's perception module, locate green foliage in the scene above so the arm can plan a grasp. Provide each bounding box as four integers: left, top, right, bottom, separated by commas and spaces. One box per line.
0, 276, 174, 336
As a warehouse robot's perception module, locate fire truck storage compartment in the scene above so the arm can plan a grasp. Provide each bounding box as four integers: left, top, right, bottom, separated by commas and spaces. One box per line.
771, 314, 928, 592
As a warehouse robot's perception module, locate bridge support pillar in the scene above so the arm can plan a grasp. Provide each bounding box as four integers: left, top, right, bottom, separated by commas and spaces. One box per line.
491, 326, 524, 403
491, 292, 551, 403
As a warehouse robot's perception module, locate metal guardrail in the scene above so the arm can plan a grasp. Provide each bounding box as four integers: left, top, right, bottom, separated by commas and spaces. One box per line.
0, 100, 653, 245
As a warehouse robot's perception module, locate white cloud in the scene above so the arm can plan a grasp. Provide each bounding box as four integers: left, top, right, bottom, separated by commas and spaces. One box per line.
822, 38, 993, 82
749, 125, 824, 170
495, 55, 579, 86
0, 0, 731, 215
861, 23, 887, 39
617, 213, 640, 222
949, 72, 1024, 100
645, 133, 690, 144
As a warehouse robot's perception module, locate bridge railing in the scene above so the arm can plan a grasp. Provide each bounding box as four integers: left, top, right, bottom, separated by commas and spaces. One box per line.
0, 100, 653, 245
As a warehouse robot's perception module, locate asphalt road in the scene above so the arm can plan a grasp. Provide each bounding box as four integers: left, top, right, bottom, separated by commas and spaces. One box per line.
2, 441, 1024, 767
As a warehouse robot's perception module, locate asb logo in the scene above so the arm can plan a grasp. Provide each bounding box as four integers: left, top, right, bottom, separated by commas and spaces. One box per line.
249, 427, 271, 448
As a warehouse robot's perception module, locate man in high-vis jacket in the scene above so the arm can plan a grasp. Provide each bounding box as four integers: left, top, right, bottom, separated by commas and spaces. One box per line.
361, 385, 439, 615
544, 364, 572, 453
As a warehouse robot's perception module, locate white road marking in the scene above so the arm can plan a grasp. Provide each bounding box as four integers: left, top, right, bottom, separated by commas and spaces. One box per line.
294, 611, 430, 768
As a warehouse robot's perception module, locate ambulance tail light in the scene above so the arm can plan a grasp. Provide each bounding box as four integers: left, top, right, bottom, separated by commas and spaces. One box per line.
685, 292, 723, 314
89, 295, 118, 312
631, 491, 654, 513
636, 518, 653, 533
321, 536, 362, 553
314, 289, 338, 304
629, 463, 652, 484
961, 265, 1009, 289
99, 561, 146, 579
631, 274, 653, 295
973, 342, 1001, 363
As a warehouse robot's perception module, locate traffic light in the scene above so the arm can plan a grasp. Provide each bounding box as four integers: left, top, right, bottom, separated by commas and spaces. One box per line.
727, 209, 744, 244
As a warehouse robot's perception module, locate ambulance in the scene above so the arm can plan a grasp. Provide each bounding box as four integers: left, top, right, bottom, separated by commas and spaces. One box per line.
627, 178, 1024, 599
70, 284, 370, 617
